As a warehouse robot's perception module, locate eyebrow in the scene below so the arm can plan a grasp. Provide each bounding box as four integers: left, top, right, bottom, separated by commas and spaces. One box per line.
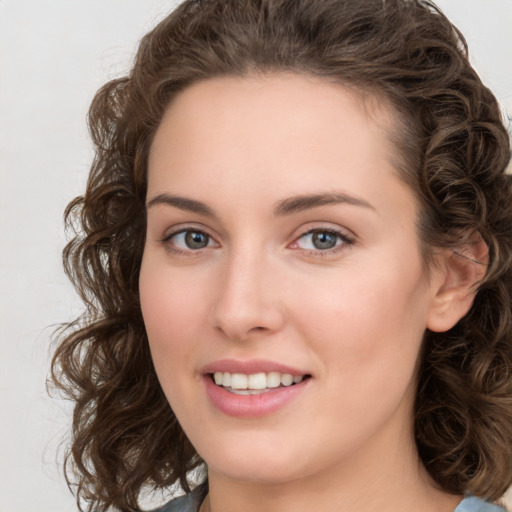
146, 194, 216, 217
146, 191, 375, 217
273, 192, 375, 216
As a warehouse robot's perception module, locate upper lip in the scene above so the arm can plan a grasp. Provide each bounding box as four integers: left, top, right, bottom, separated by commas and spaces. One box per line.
200, 358, 309, 376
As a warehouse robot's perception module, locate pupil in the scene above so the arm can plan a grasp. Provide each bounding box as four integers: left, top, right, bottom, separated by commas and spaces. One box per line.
313, 231, 336, 250
185, 231, 208, 249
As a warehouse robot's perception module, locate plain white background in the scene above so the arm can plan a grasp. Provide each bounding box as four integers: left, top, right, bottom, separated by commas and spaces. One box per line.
1, 1, 511, 511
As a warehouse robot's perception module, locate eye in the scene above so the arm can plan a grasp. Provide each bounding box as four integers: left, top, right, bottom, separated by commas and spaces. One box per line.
300, 230, 339, 250
163, 229, 216, 251
292, 228, 354, 253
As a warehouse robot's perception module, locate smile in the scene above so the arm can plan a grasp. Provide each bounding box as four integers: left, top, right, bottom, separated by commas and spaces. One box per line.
212, 371, 306, 395
202, 362, 312, 417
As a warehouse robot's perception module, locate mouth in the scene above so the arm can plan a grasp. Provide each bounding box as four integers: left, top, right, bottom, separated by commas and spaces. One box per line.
211, 371, 311, 395
202, 361, 312, 417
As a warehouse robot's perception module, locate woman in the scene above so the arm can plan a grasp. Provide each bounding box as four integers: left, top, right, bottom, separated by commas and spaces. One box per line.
51, 0, 512, 511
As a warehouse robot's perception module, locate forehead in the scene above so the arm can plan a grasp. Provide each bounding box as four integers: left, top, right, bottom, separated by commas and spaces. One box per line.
152, 73, 397, 143
147, 73, 413, 219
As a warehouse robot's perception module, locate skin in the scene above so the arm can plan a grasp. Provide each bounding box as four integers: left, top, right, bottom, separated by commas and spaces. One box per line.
139, 73, 477, 512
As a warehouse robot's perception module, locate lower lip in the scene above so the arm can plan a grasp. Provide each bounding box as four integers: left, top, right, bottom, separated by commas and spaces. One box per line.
203, 375, 309, 418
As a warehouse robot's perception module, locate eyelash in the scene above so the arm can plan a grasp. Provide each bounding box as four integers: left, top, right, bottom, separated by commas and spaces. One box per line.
160, 227, 217, 256
291, 227, 355, 257
160, 226, 355, 257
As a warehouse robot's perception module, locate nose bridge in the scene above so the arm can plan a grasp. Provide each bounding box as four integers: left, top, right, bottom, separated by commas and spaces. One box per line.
211, 241, 283, 340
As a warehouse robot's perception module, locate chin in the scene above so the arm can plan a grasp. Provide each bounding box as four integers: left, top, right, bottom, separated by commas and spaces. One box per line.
196, 431, 329, 486
207, 458, 309, 486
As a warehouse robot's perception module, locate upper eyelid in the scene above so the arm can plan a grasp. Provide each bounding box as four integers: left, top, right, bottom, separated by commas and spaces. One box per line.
161, 223, 216, 240
292, 229, 353, 246
292, 224, 356, 242
160, 227, 219, 254
286, 226, 356, 257
299, 227, 349, 237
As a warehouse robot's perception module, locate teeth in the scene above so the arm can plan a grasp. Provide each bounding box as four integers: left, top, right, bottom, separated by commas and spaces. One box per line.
230, 373, 247, 389
229, 388, 273, 395
248, 373, 266, 389
267, 371, 281, 388
212, 371, 305, 391
281, 373, 293, 386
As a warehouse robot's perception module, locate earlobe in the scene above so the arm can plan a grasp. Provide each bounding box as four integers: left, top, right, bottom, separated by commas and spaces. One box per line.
426, 232, 488, 333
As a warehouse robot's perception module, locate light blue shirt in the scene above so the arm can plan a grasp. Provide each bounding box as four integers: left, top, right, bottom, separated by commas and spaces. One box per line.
455, 496, 506, 512
151, 489, 506, 512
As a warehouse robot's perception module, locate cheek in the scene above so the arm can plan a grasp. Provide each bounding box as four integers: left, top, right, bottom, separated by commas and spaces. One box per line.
139, 262, 212, 425
140, 251, 209, 333
139, 257, 207, 381
294, 256, 429, 376
304, 266, 429, 426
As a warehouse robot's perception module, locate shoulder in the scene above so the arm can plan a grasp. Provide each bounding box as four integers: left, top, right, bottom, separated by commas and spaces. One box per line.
455, 496, 506, 512
148, 483, 207, 512
149, 494, 198, 512
149, 493, 506, 512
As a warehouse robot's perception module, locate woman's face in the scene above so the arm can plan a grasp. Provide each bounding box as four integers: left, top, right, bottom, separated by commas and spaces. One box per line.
140, 74, 443, 486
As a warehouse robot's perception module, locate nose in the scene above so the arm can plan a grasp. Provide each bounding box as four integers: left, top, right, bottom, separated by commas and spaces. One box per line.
210, 249, 285, 342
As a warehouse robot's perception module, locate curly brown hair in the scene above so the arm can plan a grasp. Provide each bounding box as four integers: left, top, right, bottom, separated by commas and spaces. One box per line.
51, 0, 512, 510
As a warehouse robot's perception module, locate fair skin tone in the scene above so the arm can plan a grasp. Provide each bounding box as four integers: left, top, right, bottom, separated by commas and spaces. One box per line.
139, 73, 483, 512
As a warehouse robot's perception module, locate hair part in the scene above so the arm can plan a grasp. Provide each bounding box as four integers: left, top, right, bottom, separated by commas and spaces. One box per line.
51, 1, 512, 510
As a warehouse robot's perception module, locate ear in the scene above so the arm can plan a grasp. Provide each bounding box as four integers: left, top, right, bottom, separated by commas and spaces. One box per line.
427, 232, 488, 333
